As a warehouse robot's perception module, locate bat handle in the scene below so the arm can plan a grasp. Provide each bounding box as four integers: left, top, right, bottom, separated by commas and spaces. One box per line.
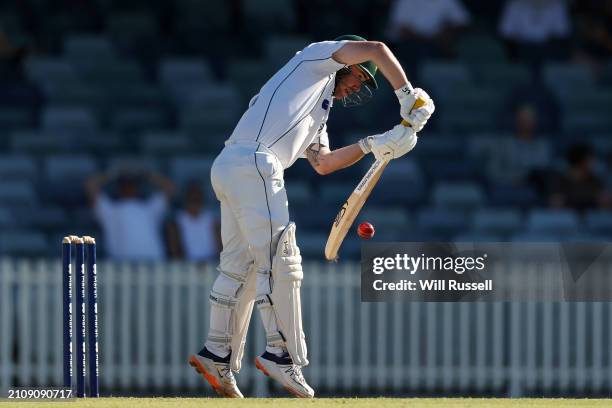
401, 97, 427, 127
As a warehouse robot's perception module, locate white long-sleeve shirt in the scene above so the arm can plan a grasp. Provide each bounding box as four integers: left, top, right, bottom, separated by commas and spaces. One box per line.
227, 41, 347, 169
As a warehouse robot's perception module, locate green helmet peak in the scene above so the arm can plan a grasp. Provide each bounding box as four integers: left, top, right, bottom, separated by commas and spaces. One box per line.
334, 34, 378, 90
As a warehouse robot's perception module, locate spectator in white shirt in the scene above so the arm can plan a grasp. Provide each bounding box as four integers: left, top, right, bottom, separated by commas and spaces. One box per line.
387, 0, 471, 58
488, 104, 551, 185
166, 182, 220, 261
499, 0, 571, 60
85, 168, 176, 261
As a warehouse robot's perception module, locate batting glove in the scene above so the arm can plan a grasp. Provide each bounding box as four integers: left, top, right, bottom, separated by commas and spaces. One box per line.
359, 124, 418, 161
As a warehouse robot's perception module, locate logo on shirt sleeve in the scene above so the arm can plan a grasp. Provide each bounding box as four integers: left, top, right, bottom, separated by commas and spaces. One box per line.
322, 99, 330, 110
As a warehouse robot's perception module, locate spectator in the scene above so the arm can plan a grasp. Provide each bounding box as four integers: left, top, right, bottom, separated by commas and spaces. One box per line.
0, 26, 29, 80
166, 182, 220, 261
499, 0, 571, 62
85, 168, 176, 261
549, 143, 609, 211
572, 0, 612, 68
488, 104, 551, 185
386, 0, 471, 59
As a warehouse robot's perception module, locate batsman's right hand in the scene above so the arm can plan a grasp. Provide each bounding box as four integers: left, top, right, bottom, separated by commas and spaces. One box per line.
360, 124, 418, 161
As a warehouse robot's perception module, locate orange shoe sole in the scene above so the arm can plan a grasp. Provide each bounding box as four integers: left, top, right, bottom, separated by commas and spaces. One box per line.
189, 355, 226, 397
254, 357, 271, 377
254, 357, 309, 398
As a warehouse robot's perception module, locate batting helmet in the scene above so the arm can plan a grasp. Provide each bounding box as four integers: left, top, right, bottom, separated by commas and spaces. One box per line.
334, 34, 378, 90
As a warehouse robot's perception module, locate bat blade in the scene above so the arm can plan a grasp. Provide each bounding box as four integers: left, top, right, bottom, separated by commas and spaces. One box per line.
324, 96, 426, 260
324, 159, 389, 260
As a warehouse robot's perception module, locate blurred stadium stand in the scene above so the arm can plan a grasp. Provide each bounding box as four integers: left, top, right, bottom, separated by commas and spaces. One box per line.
0, 0, 610, 258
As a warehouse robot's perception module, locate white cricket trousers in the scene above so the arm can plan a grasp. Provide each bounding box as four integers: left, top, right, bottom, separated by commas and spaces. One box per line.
211, 141, 289, 276
206, 140, 289, 358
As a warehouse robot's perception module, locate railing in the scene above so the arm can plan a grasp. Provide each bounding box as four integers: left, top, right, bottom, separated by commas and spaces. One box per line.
0, 258, 611, 397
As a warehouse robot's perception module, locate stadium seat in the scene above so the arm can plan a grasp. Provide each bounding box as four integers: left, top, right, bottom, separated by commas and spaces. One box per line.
0, 82, 42, 110
41, 156, 98, 205
24, 57, 79, 85
475, 63, 531, 89
367, 158, 426, 206
286, 181, 312, 206
511, 232, 559, 242
10, 131, 74, 155
320, 183, 354, 205
452, 232, 502, 242
141, 132, 193, 156
79, 61, 144, 86
418, 61, 471, 96
0, 108, 33, 130
64, 35, 116, 61
106, 84, 165, 110
107, 11, 159, 52
175, 0, 232, 33
169, 156, 215, 186
43, 85, 107, 116
44, 155, 98, 181
111, 108, 170, 134
106, 157, 161, 174
586, 135, 612, 155
467, 134, 509, 159
543, 63, 594, 98
413, 136, 463, 159
432, 182, 485, 209
0, 155, 37, 180
0, 207, 15, 228
0, 181, 37, 206
557, 90, 612, 116
359, 206, 411, 232
296, 231, 326, 259
159, 58, 213, 87
562, 112, 612, 135
585, 211, 612, 234
41, 107, 97, 134
456, 35, 507, 62
369, 181, 426, 207
292, 202, 336, 231
227, 59, 274, 105
242, 0, 296, 31
180, 108, 238, 137
264, 36, 311, 68
436, 86, 503, 133
0, 230, 49, 256
472, 208, 523, 235
15, 206, 68, 231
81, 132, 124, 155
183, 83, 241, 108
72, 206, 99, 230
416, 208, 469, 239
527, 209, 580, 234
0, 11, 22, 35
422, 159, 479, 182
489, 184, 539, 208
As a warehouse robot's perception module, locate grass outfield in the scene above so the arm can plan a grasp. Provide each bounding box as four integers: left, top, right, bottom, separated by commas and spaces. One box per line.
2, 398, 612, 407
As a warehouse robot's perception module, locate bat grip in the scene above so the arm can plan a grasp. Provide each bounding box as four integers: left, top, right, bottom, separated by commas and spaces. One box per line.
401, 97, 426, 127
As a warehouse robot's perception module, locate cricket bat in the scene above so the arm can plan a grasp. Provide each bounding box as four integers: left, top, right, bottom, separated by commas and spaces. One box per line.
324, 98, 426, 261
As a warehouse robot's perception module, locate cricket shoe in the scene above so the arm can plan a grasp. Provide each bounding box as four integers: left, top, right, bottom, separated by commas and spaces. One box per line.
188, 347, 243, 398
255, 351, 314, 398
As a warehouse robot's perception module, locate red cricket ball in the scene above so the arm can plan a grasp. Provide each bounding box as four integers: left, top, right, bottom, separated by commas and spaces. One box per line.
357, 222, 375, 240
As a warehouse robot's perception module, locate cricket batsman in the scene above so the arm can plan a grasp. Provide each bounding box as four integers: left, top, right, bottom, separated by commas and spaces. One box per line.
189, 35, 435, 398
